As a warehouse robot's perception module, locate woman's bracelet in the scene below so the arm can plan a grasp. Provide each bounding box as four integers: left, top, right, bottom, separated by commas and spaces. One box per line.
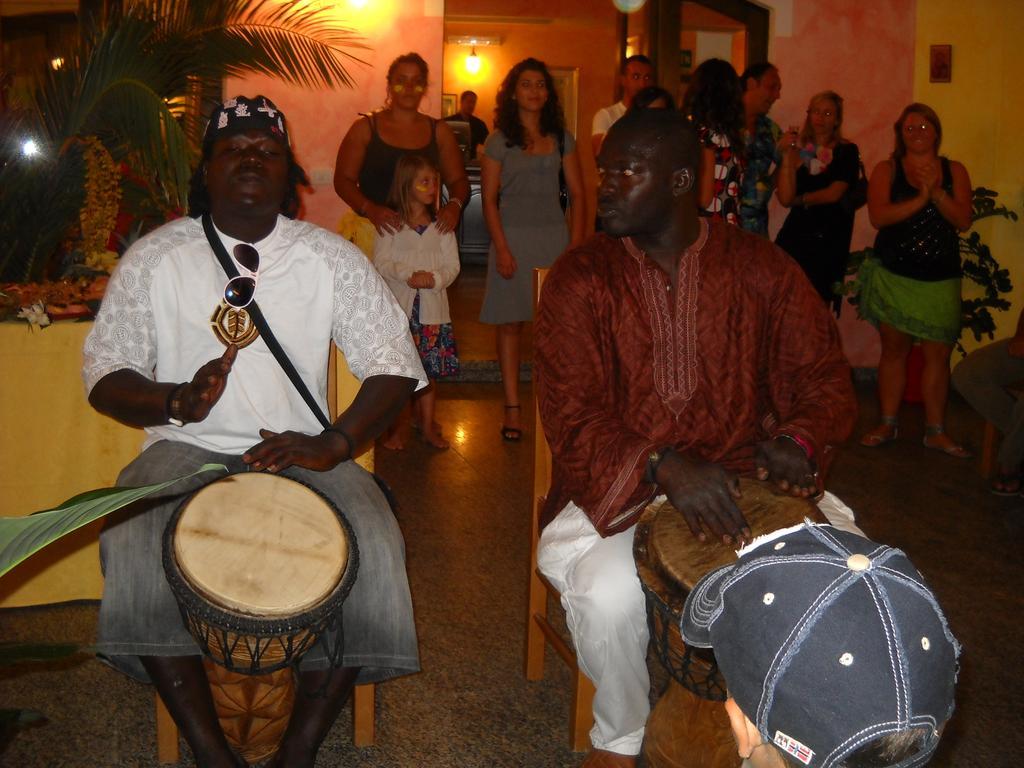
446, 197, 464, 210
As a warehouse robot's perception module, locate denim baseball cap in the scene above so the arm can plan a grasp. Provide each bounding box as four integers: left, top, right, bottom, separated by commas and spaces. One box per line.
203, 95, 289, 149
680, 523, 959, 768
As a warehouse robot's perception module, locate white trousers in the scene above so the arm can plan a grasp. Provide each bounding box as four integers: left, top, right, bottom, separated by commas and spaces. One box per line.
536, 492, 862, 757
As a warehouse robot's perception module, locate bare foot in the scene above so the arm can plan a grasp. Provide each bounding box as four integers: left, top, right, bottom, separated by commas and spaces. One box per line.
421, 427, 449, 450
379, 434, 405, 451
412, 421, 444, 436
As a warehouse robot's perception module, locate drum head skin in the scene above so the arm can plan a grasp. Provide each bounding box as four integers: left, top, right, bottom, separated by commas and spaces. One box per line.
645, 477, 825, 591
174, 473, 348, 617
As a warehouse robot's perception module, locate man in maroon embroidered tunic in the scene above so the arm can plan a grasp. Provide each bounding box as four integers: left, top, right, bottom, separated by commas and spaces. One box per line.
534, 109, 857, 768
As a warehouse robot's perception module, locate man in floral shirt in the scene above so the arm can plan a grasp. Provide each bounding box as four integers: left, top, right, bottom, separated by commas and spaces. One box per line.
739, 63, 789, 235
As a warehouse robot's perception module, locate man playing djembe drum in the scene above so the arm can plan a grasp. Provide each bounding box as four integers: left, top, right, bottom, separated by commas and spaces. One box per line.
534, 109, 860, 767
83, 96, 425, 767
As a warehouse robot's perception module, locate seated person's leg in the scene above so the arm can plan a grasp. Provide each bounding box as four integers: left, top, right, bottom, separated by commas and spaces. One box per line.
271, 461, 417, 764
952, 339, 1024, 430
538, 503, 650, 757
952, 338, 1024, 477
263, 665, 361, 768
142, 655, 241, 767
286, 460, 419, 683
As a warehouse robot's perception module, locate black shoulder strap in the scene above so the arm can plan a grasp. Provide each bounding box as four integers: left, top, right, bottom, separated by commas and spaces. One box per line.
939, 156, 953, 188
201, 214, 332, 430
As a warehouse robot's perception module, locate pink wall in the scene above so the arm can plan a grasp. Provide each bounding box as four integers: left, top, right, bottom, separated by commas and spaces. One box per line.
222, 0, 916, 368
768, 0, 917, 367
225, 1, 444, 232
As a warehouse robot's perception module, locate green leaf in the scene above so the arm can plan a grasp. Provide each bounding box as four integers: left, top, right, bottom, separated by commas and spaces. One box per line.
0, 463, 226, 579
0, 708, 46, 728
0, 643, 84, 667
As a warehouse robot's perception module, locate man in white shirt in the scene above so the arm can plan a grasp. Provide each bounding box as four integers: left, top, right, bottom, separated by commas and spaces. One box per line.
590, 54, 655, 158
83, 95, 425, 768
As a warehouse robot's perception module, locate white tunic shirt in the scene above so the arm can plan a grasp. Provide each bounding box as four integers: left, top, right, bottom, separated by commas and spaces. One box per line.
592, 101, 627, 138
372, 223, 460, 325
83, 215, 426, 455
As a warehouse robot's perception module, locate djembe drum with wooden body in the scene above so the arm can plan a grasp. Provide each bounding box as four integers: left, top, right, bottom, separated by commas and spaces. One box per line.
634, 478, 826, 768
163, 472, 358, 764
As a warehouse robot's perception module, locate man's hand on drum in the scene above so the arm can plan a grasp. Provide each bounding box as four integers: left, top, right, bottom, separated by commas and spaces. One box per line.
755, 437, 818, 498
655, 452, 752, 545
243, 428, 350, 473
177, 344, 237, 423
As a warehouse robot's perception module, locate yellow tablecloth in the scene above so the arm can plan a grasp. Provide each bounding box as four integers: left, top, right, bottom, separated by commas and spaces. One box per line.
0, 320, 368, 608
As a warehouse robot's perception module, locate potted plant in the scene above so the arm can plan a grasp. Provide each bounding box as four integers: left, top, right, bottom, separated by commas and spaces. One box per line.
0, 0, 367, 314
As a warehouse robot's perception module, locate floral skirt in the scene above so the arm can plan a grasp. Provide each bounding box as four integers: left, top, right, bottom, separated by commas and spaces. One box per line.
410, 294, 460, 380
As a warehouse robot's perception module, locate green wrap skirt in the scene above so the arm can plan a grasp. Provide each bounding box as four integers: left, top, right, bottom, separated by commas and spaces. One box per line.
857, 257, 961, 344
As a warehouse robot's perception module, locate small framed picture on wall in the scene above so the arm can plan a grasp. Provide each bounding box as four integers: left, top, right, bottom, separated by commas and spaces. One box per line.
441, 93, 457, 118
929, 45, 952, 83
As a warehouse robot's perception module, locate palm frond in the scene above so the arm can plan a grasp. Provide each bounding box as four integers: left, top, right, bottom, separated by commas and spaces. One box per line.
0, 464, 226, 579
146, 0, 368, 90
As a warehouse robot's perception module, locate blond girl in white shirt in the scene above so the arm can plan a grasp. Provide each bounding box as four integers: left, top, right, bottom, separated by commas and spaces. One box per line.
374, 154, 461, 449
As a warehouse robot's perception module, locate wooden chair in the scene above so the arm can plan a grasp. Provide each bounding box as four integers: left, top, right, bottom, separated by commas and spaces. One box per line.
524, 268, 596, 752
157, 348, 376, 763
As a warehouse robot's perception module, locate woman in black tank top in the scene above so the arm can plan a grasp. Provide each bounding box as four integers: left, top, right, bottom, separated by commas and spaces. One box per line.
334, 52, 469, 237
858, 103, 974, 458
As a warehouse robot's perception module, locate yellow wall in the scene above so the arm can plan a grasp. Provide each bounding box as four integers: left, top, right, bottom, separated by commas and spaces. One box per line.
914, 0, 1024, 348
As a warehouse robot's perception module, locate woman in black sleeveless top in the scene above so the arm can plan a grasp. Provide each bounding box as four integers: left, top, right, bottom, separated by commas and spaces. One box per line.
858, 103, 973, 457
334, 53, 469, 237
775, 90, 860, 314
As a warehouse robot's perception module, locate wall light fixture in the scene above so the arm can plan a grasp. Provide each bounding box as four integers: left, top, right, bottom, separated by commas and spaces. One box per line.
465, 47, 481, 75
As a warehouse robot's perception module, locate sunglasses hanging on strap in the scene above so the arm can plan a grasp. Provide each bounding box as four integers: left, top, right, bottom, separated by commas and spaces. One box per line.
201, 213, 332, 430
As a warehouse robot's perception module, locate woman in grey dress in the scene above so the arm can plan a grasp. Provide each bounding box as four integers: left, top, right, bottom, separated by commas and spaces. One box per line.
480, 57, 585, 440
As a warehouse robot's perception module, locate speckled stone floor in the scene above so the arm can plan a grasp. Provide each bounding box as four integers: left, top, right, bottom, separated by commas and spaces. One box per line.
2, 268, 1022, 766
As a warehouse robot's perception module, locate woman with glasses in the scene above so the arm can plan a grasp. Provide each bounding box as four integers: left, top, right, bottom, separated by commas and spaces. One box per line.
334, 52, 469, 250
775, 90, 860, 313
858, 103, 973, 457
480, 57, 585, 441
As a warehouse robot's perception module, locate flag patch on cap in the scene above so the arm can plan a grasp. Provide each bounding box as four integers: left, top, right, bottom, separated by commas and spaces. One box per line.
774, 731, 814, 765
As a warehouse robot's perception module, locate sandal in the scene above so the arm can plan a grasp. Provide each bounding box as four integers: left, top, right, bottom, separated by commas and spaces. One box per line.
990, 472, 1022, 496
860, 418, 898, 448
501, 404, 523, 442
922, 425, 973, 459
